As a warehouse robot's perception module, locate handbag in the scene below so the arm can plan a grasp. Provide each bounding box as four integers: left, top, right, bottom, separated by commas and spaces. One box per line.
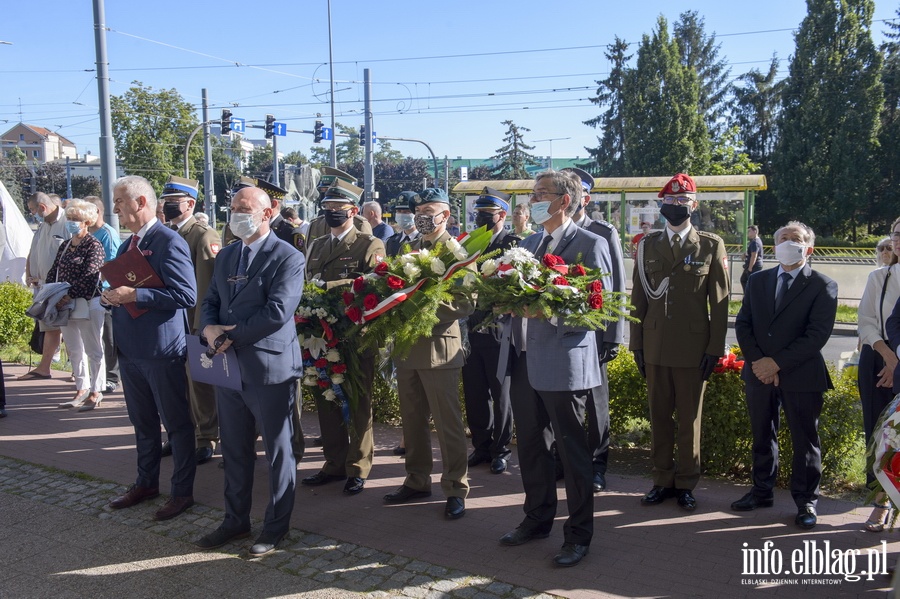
69, 297, 90, 320
29, 319, 44, 354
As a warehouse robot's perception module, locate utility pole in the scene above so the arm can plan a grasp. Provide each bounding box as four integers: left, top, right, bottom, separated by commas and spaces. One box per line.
272, 134, 280, 187
201, 89, 215, 226
363, 69, 374, 201
327, 0, 337, 168
92, 0, 119, 230
65, 156, 73, 198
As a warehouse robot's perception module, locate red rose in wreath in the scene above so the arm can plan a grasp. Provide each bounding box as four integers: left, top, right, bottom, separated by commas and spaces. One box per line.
387, 275, 405, 290
363, 293, 379, 310
542, 254, 565, 268
346, 306, 363, 323
352, 277, 366, 293
332, 363, 348, 374
374, 261, 389, 275
314, 358, 328, 369
316, 379, 331, 389
589, 292, 603, 310
589, 280, 603, 294
302, 349, 312, 360
552, 276, 569, 286
342, 291, 355, 306
569, 264, 586, 277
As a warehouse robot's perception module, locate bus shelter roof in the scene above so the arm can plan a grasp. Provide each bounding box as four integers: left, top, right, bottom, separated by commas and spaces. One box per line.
452, 174, 767, 195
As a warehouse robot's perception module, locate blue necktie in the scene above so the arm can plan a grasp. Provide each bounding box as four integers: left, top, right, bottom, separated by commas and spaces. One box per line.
775, 272, 791, 310
535, 235, 552, 258
234, 246, 251, 295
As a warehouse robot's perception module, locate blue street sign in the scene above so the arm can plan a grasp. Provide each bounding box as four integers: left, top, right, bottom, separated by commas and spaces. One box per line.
321, 127, 333, 141
231, 117, 245, 133
371, 131, 377, 145
273, 122, 287, 136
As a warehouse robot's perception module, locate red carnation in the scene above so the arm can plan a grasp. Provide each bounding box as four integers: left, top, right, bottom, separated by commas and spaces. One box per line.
316, 379, 331, 389
387, 275, 405, 290
553, 276, 569, 286
332, 363, 348, 374
589, 292, 603, 310
314, 358, 328, 369
293, 314, 302, 324
589, 280, 603, 294
542, 254, 565, 268
374, 261, 389, 275
569, 264, 586, 277
302, 349, 312, 360
353, 277, 366, 293
363, 293, 378, 310
342, 292, 354, 306
326, 338, 339, 348
346, 306, 363, 323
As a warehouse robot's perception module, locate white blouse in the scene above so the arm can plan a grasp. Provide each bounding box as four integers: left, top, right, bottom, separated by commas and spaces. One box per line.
858, 264, 900, 348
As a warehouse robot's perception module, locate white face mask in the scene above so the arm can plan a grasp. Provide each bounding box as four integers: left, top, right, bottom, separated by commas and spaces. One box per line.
530, 201, 555, 225
774, 241, 807, 267
396, 213, 415, 230
230, 211, 261, 240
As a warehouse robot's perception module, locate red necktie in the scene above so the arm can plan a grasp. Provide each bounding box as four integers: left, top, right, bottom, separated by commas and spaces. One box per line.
129, 235, 139, 251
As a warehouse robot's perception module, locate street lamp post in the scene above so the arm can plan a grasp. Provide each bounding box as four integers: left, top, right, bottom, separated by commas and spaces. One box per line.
534, 137, 571, 170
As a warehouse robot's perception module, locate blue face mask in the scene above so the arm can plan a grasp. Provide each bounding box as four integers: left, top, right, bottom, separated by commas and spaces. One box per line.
530, 200, 555, 225
65, 221, 83, 235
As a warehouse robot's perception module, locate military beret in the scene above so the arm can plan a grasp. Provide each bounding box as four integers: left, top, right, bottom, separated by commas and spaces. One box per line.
160, 175, 199, 200
562, 167, 595, 193
658, 173, 697, 198
322, 179, 363, 205
473, 186, 511, 212
232, 176, 288, 200
409, 187, 450, 210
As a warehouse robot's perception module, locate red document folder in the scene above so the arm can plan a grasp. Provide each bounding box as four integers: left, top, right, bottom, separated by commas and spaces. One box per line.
100, 248, 164, 318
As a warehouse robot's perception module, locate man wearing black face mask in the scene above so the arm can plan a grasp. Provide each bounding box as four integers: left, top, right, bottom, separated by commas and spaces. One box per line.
630, 173, 729, 512
160, 175, 222, 466
462, 187, 520, 475
303, 179, 385, 496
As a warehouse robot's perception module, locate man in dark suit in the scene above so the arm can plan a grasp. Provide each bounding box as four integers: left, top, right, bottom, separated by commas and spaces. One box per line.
496, 170, 611, 568
195, 186, 306, 557
731, 221, 837, 530
630, 173, 730, 511
102, 175, 198, 522
463, 187, 519, 475
566, 167, 625, 492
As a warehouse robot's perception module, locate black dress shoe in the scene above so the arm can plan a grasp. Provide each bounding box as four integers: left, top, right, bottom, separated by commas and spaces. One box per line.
301, 471, 344, 486
249, 532, 286, 557
490, 457, 508, 474
0, 407, 6, 418
155, 495, 194, 520
731, 492, 774, 512
592, 472, 606, 493
160, 441, 172, 457
383, 485, 432, 504
796, 506, 817, 530
343, 477, 365, 495
553, 543, 589, 567
195, 446, 214, 465
499, 526, 550, 546
641, 486, 675, 505
195, 526, 251, 549
392, 445, 406, 456
445, 497, 466, 519
467, 451, 490, 467
109, 484, 159, 509
676, 489, 697, 511
312, 436, 324, 446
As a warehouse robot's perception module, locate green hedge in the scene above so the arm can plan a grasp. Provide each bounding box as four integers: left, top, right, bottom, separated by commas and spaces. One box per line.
0, 282, 33, 347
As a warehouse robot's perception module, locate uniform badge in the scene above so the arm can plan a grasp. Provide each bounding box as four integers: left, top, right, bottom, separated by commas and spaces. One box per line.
672, 181, 680, 192
210, 243, 220, 255
722, 256, 729, 269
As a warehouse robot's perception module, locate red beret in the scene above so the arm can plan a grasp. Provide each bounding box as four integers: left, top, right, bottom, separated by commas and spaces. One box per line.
658, 173, 697, 198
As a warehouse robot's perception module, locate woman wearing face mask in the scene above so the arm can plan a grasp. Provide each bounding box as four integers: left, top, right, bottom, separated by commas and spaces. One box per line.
47, 199, 107, 411
857, 218, 900, 531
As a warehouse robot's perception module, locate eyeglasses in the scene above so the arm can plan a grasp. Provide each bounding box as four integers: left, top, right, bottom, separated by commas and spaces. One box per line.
661, 195, 694, 205
530, 191, 562, 201
879, 246, 893, 252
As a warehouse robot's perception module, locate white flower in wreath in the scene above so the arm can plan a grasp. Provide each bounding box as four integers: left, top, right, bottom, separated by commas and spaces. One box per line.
325, 349, 340, 363
403, 262, 421, 279
399, 254, 416, 265
323, 388, 337, 402
481, 259, 498, 277
453, 248, 468, 261
303, 376, 318, 386
304, 367, 318, 377
418, 248, 431, 259
446, 237, 462, 252
501, 247, 537, 265
430, 257, 446, 275
331, 374, 345, 385
885, 426, 900, 449
462, 272, 477, 288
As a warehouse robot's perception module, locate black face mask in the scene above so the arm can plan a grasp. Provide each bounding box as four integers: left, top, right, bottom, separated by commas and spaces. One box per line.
323, 209, 350, 228
162, 202, 186, 222
660, 204, 691, 227
474, 212, 498, 229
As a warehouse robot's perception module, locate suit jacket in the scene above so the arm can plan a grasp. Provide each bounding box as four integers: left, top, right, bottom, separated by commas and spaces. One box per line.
306, 227, 385, 289
111, 220, 197, 360
735, 264, 837, 393
497, 221, 608, 392
385, 230, 418, 257
467, 228, 520, 334
201, 233, 306, 386
575, 214, 625, 345
629, 227, 730, 367
175, 215, 220, 331
393, 230, 474, 371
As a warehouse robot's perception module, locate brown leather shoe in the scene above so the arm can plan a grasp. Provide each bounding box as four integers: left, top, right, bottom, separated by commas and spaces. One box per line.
109, 484, 159, 509
154, 496, 194, 521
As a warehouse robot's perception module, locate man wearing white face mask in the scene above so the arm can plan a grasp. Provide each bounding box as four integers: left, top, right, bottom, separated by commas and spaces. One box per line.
731, 221, 837, 531
385, 192, 420, 257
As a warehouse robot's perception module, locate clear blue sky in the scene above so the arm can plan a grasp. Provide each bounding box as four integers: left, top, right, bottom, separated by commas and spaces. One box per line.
2, 1, 898, 164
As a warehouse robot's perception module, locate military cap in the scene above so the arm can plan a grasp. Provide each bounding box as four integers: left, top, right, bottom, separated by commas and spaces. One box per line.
473, 186, 511, 212
409, 187, 450, 210
160, 175, 199, 200
395, 191, 420, 212
658, 173, 697, 198
232, 176, 288, 200
562, 167, 595, 194
321, 178, 363, 205
317, 166, 357, 192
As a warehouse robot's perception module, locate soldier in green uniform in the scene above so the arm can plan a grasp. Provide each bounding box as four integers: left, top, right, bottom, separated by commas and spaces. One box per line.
159, 176, 222, 465
306, 167, 372, 248
630, 173, 730, 511
300, 180, 385, 495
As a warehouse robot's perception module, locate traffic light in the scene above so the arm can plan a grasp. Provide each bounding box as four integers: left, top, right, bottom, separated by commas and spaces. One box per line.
265, 114, 275, 139
314, 120, 324, 144
221, 109, 232, 135
359, 125, 366, 147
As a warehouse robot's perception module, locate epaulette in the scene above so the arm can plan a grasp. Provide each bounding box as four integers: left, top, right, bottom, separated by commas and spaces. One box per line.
593, 219, 615, 231
697, 230, 725, 243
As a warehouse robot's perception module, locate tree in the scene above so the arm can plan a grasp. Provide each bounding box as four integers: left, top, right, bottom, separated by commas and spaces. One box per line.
244, 146, 274, 180
773, 0, 883, 239
873, 8, 900, 233
673, 10, 732, 137
621, 15, 709, 176
111, 81, 201, 192
584, 37, 632, 176
706, 126, 760, 175
71, 176, 102, 199
731, 56, 783, 169
468, 165, 495, 181
308, 122, 364, 168
491, 120, 538, 179
282, 150, 308, 167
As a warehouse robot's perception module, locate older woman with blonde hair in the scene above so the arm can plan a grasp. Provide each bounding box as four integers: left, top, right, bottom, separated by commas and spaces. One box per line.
48, 199, 107, 411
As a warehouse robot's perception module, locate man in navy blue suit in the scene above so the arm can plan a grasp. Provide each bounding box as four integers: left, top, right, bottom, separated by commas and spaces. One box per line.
195, 186, 306, 558
103, 175, 198, 521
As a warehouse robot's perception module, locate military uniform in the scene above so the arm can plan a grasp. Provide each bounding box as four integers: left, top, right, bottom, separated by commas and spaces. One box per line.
306, 214, 372, 250
630, 226, 729, 490
271, 214, 305, 253
305, 228, 385, 484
